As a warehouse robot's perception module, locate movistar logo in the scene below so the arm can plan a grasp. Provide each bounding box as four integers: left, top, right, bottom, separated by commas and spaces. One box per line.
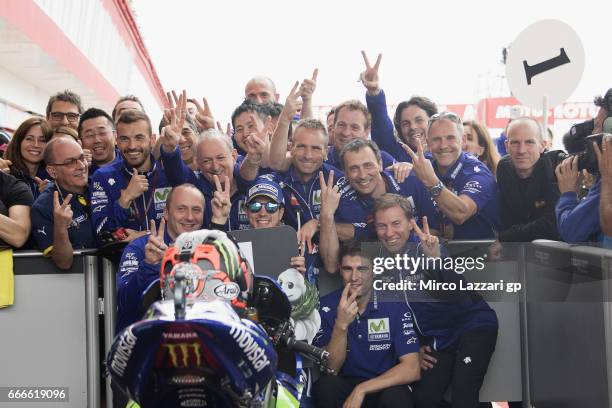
368, 318, 390, 341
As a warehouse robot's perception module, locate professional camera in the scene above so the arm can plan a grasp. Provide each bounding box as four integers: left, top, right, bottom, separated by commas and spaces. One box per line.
562, 88, 612, 173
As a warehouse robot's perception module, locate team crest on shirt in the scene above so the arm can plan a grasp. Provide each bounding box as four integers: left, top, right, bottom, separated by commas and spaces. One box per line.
368, 318, 390, 341
154, 187, 171, 210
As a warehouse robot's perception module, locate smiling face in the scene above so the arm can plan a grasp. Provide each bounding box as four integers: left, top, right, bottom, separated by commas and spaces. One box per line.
399, 105, 429, 149
290, 127, 327, 182
343, 146, 385, 197
333, 107, 370, 151
48, 101, 80, 131
80, 116, 116, 166
164, 186, 205, 241
196, 137, 236, 186
247, 196, 284, 229
116, 119, 153, 169
427, 118, 463, 174
374, 205, 412, 254
233, 111, 266, 152
20, 124, 47, 166
179, 124, 197, 164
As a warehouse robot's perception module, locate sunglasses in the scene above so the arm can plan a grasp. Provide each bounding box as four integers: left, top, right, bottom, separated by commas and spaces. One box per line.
429, 111, 462, 124
247, 201, 281, 213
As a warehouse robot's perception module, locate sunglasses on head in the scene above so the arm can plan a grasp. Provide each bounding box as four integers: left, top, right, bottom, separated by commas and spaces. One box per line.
247, 201, 281, 213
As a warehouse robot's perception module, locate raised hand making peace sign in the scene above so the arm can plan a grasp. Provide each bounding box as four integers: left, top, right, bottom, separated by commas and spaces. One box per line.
53, 190, 73, 230
319, 170, 341, 219
193, 97, 215, 131
360, 50, 382, 95
281, 81, 303, 122
144, 218, 168, 265
411, 216, 440, 258
161, 89, 187, 152
402, 138, 440, 188
211, 174, 231, 225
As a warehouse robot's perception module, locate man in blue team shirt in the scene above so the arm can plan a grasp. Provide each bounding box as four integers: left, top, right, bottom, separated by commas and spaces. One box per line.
116, 183, 229, 332
405, 111, 499, 239
312, 239, 420, 408
78, 108, 120, 176
319, 139, 435, 272
359, 51, 437, 162
240, 118, 343, 253
372, 193, 498, 407
32, 137, 96, 269
90, 110, 172, 242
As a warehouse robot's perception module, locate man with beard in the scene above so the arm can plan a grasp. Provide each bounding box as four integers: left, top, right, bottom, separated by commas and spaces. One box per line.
32, 138, 96, 269
360, 51, 437, 162
90, 110, 172, 242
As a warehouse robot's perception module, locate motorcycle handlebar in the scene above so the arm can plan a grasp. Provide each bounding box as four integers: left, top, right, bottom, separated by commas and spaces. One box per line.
284, 336, 329, 364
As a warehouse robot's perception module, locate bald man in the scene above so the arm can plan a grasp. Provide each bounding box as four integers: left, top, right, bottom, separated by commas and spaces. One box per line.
245, 76, 280, 104
31, 138, 96, 269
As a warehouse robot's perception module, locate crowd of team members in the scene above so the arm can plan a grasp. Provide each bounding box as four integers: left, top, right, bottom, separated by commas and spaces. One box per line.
0, 51, 611, 407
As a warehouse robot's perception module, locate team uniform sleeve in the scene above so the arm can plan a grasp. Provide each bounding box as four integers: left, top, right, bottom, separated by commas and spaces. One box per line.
334, 193, 370, 239
392, 303, 420, 358
160, 146, 198, 186
116, 240, 160, 333
30, 196, 54, 255
457, 169, 497, 212
365, 90, 411, 163
90, 170, 130, 237
312, 305, 334, 348
555, 180, 601, 243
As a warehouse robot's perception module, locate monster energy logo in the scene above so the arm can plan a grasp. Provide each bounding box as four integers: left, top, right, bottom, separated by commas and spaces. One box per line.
162, 342, 202, 368
368, 318, 390, 341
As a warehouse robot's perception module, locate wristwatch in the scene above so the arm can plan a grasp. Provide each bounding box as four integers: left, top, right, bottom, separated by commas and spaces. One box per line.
428, 181, 445, 197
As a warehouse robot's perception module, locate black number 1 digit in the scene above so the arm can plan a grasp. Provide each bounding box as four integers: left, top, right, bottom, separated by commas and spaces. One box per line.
523, 48, 571, 85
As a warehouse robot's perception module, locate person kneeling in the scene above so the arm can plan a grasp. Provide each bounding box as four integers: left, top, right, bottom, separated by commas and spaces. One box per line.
312, 240, 420, 408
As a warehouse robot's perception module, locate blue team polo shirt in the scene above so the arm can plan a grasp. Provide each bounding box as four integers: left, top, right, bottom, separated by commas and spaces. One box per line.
430, 151, 499, 239
314, 289, 419, 379
31, 182, 97, 255
335, 170, 436, 239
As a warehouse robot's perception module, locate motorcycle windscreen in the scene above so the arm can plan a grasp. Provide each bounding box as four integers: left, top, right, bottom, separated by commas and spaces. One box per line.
107, 301, 278, 408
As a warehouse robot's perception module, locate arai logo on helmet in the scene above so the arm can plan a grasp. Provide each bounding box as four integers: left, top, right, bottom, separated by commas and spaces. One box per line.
214, 282, 240, 299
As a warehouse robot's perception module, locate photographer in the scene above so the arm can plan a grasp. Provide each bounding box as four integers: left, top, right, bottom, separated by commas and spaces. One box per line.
555, 89, 611, 243
595, 134, 612, 247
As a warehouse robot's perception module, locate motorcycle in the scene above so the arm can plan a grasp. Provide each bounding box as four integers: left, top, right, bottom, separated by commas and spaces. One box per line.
107, 231, 330, 408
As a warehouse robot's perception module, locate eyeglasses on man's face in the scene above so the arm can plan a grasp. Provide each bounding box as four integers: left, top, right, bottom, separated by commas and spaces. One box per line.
50, 112, 80, 123
50, 154, 87, 168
